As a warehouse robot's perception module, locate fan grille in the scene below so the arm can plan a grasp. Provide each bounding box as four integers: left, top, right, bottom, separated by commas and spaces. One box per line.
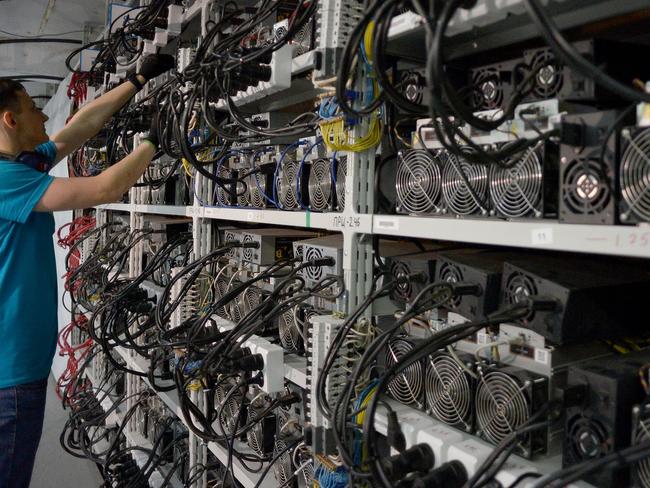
385, 339, 424, 407
249, 172, 268, 208
279, 307, 302, 352
215, 167, 232, 206
215, 385, 243, 435
438, 262, 463, 309
336, 156, 347, 211
503, 271, 537, 323
476, 370, 530, 445
396, 150, 443, 214
304, 247, 324, 281
401, 71, 425, 105
620, 128, 650, 222
242, 234, 255, 262
442, 151, 488, 216
308, 158, 333, 211
490, 145, 544, 218
273, 439, 293, 486
390, 260, 415, 303
246, 408, 264, 455
425, 352, 472, 430
277, 159, 301, 210
562, 157, 612, 217
241, 287, 263, 316
530, 49, 563, 99
567, 414, 611, 463
472, 68, 503, 110
635, 415, 650, 486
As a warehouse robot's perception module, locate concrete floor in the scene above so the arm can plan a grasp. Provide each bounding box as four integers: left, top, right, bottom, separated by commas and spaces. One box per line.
31, 375, 104, 487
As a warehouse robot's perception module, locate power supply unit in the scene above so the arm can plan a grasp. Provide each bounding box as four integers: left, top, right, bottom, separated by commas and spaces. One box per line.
500, 254, 650, 345
559, 110, 625, 225
519, 40, 650, 104
435, 250, 507, 321
563, 350, 650, 487
240, 228, 317, 265
293, 234, 343, 284
469, 58, 519, 111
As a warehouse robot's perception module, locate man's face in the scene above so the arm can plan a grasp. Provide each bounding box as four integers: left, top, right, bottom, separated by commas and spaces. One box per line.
13, 89, 49, 149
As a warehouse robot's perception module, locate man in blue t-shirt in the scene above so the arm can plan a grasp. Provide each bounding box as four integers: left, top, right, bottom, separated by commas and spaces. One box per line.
0, 54, 174, 487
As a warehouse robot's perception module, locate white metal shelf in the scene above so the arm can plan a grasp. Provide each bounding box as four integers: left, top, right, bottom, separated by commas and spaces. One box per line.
374, 215, 650, 258
201, 206, 372, 233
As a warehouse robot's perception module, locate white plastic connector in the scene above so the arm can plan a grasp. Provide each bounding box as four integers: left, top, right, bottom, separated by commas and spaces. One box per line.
212, 316, 284, 394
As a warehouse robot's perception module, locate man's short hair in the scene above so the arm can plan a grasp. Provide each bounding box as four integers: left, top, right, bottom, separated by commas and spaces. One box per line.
0, 80, 25, 113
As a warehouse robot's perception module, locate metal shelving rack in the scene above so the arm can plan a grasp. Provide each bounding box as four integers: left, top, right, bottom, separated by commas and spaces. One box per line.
80, 0, 650, 487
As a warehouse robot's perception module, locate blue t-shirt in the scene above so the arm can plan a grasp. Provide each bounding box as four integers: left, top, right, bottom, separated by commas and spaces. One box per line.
0, 141, 57, 388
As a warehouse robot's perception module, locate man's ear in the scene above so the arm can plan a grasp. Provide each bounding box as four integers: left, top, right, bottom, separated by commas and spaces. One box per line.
1, 110, 16, 129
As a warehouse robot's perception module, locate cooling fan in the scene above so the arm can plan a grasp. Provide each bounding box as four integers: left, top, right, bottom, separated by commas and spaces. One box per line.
425, 351, 474, 432
528, 49, 563, 100
634, 403, 650, 487
279, 306, 304, 353
437, 261, 463, 309
475, 365, 548, 458
215, 383, 246, 437
240, 286, 263, 317
308, 158, 334, 211
561, 155, 614, 223
335, 156, 347, 211
501, 270, 538, 324
272, 438, 296, 487
383, 337, 425, 408
248, 173, 268, 208
441, 150, 489, 217
215, 166, 233, 206
277, 159, 302, 210
471, 67, 505, 110
246, 405, 276, 456
620, 127, 650, 223
400, 70, 426, 105
396, 149, 444, 215
565, 414, 611, 465
489, 143, 547, 219
304, 246, 324, 282
389, 259, 418, 303
241, 234, 255, 263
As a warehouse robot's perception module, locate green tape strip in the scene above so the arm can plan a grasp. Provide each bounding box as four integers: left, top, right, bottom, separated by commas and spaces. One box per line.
305, 210, 311, 228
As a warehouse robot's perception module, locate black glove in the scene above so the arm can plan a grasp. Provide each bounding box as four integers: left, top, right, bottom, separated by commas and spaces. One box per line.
142, 113, 160, 149
138, 54, 176, 81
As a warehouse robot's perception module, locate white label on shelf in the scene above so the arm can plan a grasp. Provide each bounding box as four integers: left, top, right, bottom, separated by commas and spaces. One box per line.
247, 211, 262, 222
477, 332, 489, 344
535, 348, 549, 365
531, 228, 553, 245
375, 217, 399, 231
331, 215, 362, 230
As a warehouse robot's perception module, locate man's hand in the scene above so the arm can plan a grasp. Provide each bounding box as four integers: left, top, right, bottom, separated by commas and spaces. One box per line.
142, 113, 160, 149
51, 54, 175, 164
139, 54, 176, 82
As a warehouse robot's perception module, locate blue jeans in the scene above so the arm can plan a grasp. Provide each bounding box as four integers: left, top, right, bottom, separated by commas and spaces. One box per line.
0, 377, 48, 488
